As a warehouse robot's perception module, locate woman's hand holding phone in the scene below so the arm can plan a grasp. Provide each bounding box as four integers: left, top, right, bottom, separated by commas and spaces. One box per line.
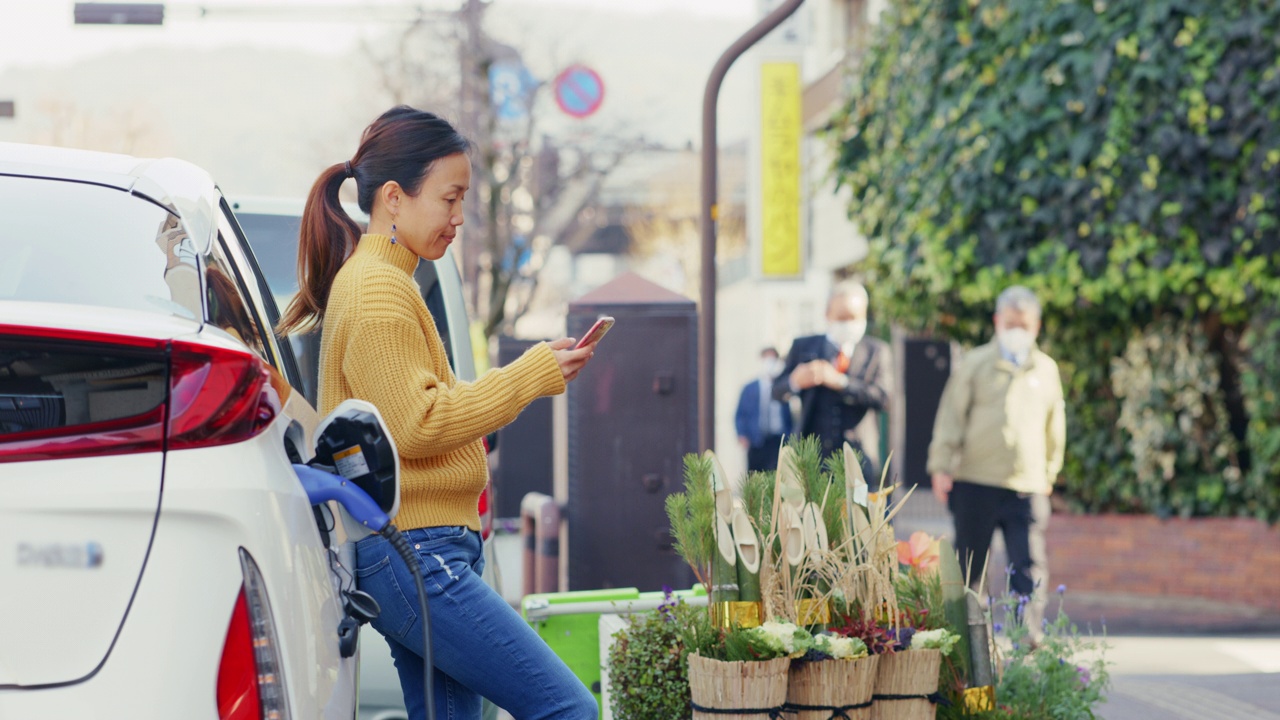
549, 337, 594, 382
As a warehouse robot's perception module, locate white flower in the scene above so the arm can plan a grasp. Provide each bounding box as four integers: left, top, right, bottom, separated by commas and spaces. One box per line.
750, 620, 813, 658
814, 634, 869, 660
910, 628, 960, 655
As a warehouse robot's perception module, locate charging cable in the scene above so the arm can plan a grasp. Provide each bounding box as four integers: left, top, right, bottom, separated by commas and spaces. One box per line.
293, 464, 436, 720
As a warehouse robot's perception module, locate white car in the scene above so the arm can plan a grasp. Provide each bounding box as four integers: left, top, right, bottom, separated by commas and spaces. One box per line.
0, 143, 357, 719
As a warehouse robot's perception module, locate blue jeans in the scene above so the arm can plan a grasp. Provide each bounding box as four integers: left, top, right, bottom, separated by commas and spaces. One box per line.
355, 526, 597, 720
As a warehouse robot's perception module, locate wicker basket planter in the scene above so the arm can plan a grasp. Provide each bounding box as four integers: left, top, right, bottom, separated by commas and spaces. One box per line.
785, 654, 880, 720
688, 653, 791, 720
871, 649, 942, 720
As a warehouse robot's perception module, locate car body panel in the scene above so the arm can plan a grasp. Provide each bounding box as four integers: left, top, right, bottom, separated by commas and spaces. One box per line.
0, 143, 357, 717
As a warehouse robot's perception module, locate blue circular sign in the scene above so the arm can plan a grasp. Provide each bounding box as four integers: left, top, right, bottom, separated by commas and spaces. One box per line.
554, 65, 604, 119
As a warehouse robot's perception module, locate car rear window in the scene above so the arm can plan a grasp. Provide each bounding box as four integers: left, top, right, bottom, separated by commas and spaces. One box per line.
0, 334, 168, 439
0, 175, 202, 321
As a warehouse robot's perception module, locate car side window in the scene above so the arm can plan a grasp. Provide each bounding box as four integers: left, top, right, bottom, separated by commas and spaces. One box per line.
203, 236, 272, 365
215, 203, 302, 387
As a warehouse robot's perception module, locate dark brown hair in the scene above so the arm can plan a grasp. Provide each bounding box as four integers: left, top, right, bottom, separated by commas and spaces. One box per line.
276, 106, 471, 335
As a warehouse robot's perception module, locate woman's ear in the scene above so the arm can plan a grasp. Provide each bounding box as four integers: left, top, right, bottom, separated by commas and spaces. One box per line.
379, 180, 403, 214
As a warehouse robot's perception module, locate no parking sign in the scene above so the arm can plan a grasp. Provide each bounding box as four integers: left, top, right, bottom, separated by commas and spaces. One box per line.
553, 64, 604, 119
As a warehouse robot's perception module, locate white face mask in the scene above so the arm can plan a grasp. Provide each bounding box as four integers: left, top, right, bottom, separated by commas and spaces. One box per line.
828, 319, 867, 347
760, 358, 782, 378
997, 326, 1036, 359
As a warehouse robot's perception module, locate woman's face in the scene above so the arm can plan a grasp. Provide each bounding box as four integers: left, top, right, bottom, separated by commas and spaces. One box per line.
394, 153, 471, 261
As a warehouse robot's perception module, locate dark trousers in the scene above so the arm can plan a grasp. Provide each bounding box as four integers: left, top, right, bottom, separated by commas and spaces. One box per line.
746, 434, 786, 473
948, 481, 1051, 635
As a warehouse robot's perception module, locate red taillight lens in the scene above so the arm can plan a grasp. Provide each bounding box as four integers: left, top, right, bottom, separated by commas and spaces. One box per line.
217, 588, 260, 720
167, 341, 279, 451
478, 480, 493, 540
219, 550, 291, 720
0, 324, 279, 463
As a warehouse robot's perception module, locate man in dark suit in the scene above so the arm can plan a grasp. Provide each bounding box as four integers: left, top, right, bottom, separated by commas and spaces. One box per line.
773, 281, 893, 479
735, 347, 794, 472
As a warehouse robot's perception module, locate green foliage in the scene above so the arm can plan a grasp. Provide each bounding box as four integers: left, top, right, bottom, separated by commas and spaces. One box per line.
831, 0, 1280, 519
991, 590, 1111, 719
1240, 312, 1280, 518
792, 436, 850, 544
607, 601, 698, 720
666, 454, 716, 584
742, 470, 776, 537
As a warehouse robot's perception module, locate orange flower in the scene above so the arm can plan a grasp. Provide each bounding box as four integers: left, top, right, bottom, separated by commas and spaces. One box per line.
897, 531, 941, 573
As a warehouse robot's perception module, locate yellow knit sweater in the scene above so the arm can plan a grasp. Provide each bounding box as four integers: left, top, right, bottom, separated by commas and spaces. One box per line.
318, 234, 566, 530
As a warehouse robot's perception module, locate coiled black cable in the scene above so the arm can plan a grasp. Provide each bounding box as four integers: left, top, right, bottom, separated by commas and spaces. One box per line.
381, 524, 435, 720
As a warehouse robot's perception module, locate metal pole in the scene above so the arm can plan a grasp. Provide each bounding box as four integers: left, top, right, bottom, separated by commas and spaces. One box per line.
699, 0, 806, 452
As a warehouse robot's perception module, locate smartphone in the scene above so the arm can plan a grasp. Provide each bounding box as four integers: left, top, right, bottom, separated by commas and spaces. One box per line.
574, 316, 615, 349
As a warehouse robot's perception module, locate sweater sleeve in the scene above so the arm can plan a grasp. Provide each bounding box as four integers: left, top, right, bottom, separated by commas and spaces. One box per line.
341, 305, 566, 459
926, 355, 972, 476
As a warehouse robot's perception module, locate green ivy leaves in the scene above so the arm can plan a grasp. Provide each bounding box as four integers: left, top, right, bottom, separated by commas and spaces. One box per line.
831, 0, 1280, 520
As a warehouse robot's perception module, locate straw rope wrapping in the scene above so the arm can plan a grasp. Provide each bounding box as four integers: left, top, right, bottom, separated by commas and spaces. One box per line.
688, 654, 791, 720
872, 649, 944, 720
785, 654, 879, 720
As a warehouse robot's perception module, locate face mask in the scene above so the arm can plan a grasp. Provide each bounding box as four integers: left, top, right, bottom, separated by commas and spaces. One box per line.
828, 319, 867, 347
761, 359, 782, 378
997, 326, 1036, 359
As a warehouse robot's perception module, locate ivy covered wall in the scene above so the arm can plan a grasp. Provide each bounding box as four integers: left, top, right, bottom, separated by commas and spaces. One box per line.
830, 0, 1280, 519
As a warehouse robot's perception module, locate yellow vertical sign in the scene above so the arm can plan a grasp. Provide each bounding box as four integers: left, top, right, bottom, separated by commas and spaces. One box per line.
760, 61, 802, 277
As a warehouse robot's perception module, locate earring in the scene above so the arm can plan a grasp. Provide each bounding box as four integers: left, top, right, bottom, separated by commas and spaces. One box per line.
390, 223, 397, 245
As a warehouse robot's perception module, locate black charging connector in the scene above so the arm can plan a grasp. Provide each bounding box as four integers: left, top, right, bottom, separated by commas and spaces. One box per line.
313, 408, 398, 513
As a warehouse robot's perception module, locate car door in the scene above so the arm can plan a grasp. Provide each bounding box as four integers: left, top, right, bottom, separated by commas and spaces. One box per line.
213, 201, 320, 449
208, 200, 358, 717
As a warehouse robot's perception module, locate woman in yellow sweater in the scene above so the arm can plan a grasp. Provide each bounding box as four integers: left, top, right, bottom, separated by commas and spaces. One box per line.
278, 106, 597, 720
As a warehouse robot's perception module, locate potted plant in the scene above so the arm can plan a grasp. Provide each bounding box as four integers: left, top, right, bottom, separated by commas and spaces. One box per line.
785, 632, 879, 720
682, 615, 809, 720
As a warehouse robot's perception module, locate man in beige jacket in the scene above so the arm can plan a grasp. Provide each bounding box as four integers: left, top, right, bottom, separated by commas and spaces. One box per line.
928, 286, 1065, 637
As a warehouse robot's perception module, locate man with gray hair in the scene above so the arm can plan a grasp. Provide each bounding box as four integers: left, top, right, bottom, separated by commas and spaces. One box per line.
927, 285, 1065, 640
774, 280, 893, 477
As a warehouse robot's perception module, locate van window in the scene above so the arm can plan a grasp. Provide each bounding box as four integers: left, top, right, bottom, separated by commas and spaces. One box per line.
236, 211, 458, 371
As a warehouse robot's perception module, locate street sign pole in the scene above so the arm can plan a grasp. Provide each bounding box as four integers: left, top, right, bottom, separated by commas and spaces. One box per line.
698, 0, 806, 453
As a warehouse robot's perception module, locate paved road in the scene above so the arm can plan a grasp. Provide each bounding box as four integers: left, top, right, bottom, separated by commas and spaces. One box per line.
1093, 636, 1280, 719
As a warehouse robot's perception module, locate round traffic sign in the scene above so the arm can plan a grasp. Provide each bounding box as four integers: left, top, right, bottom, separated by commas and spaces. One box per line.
553, 65, 604, 119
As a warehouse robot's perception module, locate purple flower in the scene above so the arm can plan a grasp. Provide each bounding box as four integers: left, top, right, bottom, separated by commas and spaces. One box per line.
993, 622, 1004, 633
1076, 666, 1092, 686
658, 585, 677, 621
897, 627, 916, 650
1057, 584, 1067, 595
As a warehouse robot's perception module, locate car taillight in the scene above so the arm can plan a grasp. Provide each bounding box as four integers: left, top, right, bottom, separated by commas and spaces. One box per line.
478, 480, 493, 541
216, 588, 259, 720
0, 325, 278, 463
218, 550, 291, 720
167, 341, 279, 451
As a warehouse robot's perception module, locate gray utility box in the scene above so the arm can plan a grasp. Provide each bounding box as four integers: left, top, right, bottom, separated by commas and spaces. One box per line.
565, 273, 698, 592
492, 336, 555, 519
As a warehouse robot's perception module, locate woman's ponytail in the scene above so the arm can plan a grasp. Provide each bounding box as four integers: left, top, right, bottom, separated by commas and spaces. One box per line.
276, 162, 362, 335
276, 106, 470, 336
